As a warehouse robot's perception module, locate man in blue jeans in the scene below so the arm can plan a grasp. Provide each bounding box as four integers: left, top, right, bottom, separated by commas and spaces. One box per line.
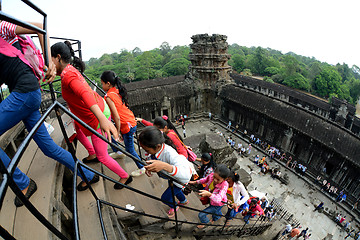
0, 20, 98, 207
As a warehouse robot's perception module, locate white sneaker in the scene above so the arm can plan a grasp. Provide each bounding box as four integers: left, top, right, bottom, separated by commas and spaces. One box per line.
130, 168, 146, 177
109, 151, 125, 159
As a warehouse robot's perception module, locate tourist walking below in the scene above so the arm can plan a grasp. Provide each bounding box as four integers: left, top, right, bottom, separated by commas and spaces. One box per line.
227, 121, 231, 129
281, 223, 292, 236
51, 42, 131, 190
100, 70, 145, 177
0, 20, 98, 206
314, 201, 324, 212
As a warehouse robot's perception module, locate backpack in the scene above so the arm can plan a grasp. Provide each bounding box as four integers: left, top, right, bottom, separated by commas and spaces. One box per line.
0, 35, 45, 81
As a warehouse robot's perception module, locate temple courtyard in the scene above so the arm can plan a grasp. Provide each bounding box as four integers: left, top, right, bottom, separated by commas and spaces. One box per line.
179, 118, 358, 240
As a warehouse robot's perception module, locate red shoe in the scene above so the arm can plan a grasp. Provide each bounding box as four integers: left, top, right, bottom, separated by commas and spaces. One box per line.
167, 206, 179, 217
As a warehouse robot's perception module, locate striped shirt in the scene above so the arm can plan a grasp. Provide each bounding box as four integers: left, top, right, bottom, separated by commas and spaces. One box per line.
0, 21, 18, 45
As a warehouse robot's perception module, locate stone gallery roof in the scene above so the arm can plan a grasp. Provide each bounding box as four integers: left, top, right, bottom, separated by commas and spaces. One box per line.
125, 75, 193, 106
220, 84, 360, 164
231, 73, 332, 111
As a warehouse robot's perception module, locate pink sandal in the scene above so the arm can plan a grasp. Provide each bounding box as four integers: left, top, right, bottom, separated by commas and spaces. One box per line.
167, 206, 179, 217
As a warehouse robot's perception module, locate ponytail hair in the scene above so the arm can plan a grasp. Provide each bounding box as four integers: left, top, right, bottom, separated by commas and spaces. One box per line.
201, 153, 216, 168
51, 41, 85, 73
228, 170, 240, 183
139, 126, 176, 151
153, 116, 183, 142
101, 70, 129, 107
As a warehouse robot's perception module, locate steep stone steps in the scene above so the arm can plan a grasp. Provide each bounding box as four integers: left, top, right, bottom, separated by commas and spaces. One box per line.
0, 116, 72, 239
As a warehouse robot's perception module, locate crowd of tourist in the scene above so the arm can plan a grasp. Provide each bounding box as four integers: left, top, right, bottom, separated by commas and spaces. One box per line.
315, 176, 348, 205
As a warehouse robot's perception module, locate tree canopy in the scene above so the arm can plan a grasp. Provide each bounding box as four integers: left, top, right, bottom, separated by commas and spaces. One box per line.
84, 42, 360, 105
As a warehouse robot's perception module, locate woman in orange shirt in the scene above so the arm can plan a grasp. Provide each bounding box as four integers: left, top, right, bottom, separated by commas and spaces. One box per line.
101, 70, 145, 177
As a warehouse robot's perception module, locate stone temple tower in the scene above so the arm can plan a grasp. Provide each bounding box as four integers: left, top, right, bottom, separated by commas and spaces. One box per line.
187, 34, 233, 115
189, 34, 232, 84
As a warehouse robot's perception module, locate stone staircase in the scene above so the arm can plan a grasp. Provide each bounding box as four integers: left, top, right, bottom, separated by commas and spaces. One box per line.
0, 115, 273, 240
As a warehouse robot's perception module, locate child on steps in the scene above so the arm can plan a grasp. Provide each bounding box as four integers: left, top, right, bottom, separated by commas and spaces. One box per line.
138, 126, 192, 218
189, 164, 230, 228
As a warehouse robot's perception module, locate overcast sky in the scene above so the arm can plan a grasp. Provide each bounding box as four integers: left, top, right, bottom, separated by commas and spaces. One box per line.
2, 0, 359, 67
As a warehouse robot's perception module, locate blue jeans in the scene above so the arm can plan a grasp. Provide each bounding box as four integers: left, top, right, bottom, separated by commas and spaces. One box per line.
225, 201, 249, 220
198, 205, 223, 223
0, 90, 94, 190
122, 125, 143, 169
161, 184, 186, 209
243, 212, 254, 224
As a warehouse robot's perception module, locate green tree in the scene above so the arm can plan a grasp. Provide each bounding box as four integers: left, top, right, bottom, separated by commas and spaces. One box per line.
132, 47, 142, 57
229, 54, 245, 72
336, 63, 352, 83
308, 62, 323, 81
162, 58, 190, 76
160, 42, 171, 56
348, 78, 360, 104
170, 46, 190, 60
99, 54, 113, 66
283, 55, 300, 76
313, 66, 342, 98
252, 47, 267, 75
264, 67, 281, 76
283, 73, 310, 91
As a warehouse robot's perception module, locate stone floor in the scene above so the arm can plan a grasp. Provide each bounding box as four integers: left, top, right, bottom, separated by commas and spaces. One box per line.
181, 119, 358, 240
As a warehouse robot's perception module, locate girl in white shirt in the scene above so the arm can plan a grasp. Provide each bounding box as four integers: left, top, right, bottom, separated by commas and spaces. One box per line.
225, 170, 250, 222
139, 126, 192, 218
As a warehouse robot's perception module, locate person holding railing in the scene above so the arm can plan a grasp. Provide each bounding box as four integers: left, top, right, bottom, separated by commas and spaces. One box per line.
242, 198, 264, 224
137, 116, 188, 159
224, 170, 249, 225
138, 126, 191, 218
50, 42, 131, 190
0, 20, 98, 207
189, 164, 230, 229
99, 70, 146, 177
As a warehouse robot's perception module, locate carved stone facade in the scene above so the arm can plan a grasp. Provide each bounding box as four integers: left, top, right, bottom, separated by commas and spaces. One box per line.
189, 34, 232, 84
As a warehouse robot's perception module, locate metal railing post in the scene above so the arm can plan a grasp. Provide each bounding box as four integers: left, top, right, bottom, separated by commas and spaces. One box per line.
169, 180, 179, 235
135, 126, 143, 159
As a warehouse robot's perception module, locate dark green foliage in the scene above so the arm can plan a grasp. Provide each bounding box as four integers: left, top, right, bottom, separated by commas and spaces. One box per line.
84, 43, 190, 83
163, 58, 190, 76
227, 45, 360, 104
84, 41, 360, 105
283, 73, 310, 91
228, 54, 245, 73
